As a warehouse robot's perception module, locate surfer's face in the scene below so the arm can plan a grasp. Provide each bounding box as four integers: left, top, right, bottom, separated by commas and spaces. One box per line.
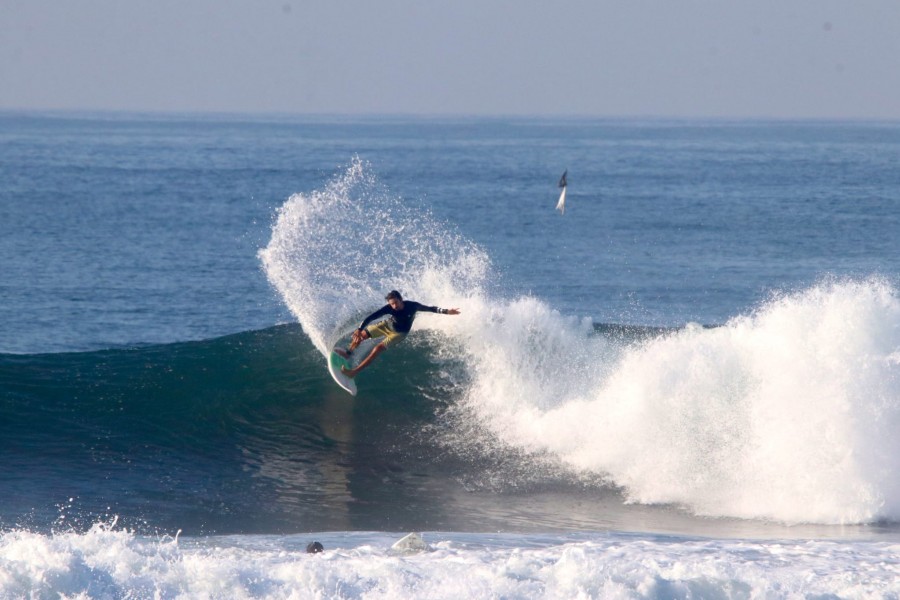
388, 298, 403, 310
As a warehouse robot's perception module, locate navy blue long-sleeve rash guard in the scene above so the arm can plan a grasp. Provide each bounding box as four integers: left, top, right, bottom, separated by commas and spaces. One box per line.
358, 301, 442, 334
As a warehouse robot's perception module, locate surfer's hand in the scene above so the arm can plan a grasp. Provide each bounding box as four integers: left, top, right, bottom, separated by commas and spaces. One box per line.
446, 308, 461, 315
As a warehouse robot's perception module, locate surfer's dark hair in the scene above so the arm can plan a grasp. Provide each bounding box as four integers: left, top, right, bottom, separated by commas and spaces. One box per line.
385, 290, 403, 301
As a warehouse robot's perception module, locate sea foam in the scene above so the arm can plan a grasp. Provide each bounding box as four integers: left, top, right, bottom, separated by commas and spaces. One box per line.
2, 528, 898, 599
459, 278, 900, 524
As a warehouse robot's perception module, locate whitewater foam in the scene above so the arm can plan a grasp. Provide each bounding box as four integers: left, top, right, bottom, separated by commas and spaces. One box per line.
463, 278, 900, 524
2, 528, 898, 599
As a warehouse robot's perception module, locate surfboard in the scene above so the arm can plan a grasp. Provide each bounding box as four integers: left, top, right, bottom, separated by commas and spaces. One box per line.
391, 532, 430, 554
556, 186, 567, 215
328, 346, 357, 395
556, 169, 567, 215
327, 332, 378, 395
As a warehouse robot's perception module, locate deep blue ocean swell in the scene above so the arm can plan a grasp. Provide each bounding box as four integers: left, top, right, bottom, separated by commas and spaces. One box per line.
1, 325, 623, 536
1, 326, 422, 533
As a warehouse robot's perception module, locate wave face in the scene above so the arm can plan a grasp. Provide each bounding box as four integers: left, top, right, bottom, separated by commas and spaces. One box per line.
0, 325, 494, 534
5, 283, 897, 534
258, 160, 900, 526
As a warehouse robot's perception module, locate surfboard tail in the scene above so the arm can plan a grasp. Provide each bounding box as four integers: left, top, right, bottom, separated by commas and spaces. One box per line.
328, 345, 358, 395
556, 186, 566, 215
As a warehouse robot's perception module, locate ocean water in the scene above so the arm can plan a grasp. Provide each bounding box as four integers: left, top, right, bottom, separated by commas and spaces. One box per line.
2, 112, 900, 597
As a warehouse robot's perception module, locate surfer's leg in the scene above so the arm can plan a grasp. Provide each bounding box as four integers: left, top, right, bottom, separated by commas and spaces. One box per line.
351, 321, 394, 353
342, 342, 386, 378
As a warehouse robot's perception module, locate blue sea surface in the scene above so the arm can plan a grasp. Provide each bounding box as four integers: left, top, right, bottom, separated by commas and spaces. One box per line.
4, 114, 899, 353
2, 112, 900, 598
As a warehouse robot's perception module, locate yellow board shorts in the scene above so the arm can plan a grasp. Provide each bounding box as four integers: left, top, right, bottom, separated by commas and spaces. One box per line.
366, 321, 407, 349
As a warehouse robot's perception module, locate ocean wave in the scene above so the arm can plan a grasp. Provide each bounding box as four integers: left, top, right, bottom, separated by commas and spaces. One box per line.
257, 159, 900, 526
458, 278, 900, 525
7, 159, 900, 533
0, 325, 463, 533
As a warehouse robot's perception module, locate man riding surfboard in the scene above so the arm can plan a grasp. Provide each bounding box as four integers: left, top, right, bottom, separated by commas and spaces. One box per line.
338, 290, 460, 378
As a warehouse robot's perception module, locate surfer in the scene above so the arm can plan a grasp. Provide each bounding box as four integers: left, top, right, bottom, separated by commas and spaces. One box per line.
556, 169, 567, 215
339, 290, 460, 378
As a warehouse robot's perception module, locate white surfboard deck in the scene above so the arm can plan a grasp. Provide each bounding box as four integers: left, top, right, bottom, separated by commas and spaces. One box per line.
556, 186, 567, 215
327, 333, 378, 396
391, 532, 430, 554
328, 347, 357, 395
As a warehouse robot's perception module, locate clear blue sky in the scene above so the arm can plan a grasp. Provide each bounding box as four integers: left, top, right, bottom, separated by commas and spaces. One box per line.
2, 0, 899, 119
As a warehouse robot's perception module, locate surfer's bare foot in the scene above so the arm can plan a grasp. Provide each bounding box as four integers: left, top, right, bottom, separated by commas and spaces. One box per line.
340, 366, 356, 378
